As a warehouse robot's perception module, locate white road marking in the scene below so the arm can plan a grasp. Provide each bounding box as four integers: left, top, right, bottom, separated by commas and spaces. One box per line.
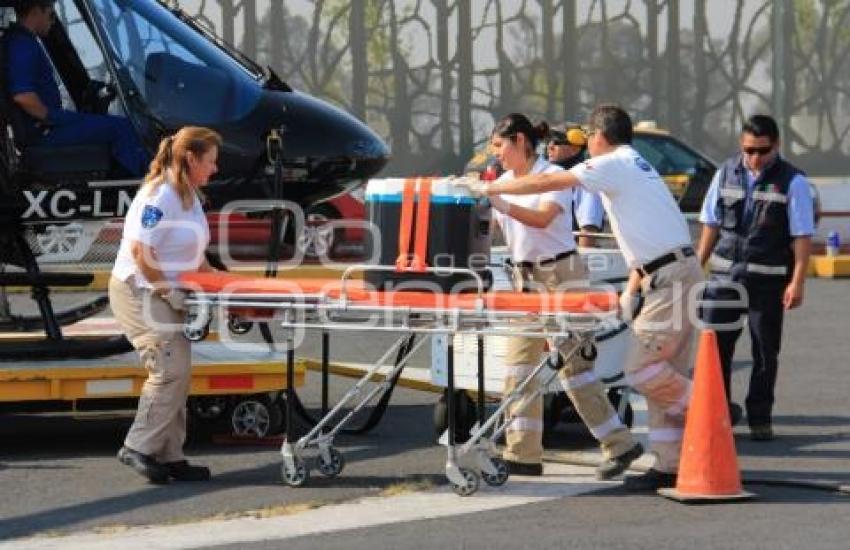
1, 463, 615, 550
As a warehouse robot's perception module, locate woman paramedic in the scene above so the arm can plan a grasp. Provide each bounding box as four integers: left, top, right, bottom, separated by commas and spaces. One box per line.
486, 113, 643, 477
109, 127, 221, 484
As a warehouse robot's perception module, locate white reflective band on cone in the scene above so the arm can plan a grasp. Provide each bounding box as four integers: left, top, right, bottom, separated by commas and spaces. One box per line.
625, 361, 666, 387
588, 414, 625, 440
560, 370, 598, 391
649, 428, 684, 442
506, 417, 544, 432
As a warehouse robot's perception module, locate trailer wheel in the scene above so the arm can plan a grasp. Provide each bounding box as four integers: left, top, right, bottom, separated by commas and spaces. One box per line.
230, 395, 283, 438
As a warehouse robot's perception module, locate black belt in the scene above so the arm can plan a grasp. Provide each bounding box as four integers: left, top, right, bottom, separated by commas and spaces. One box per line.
511, 249, 576, 270
636, 246, 694, 278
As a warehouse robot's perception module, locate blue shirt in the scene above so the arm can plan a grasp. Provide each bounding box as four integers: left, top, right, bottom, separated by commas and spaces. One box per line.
699, 161, 815, 237
573, 186, 605, 228
5, 26, 62, 129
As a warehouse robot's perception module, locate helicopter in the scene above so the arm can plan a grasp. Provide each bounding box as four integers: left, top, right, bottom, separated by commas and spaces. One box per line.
0, 0, 389, 360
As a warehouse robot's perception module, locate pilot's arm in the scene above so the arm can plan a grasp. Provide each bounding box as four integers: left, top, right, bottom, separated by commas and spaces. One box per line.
12, 92, 49, 122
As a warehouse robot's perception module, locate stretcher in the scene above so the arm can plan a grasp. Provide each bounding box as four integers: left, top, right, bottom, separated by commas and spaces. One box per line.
179, 266, 620, 495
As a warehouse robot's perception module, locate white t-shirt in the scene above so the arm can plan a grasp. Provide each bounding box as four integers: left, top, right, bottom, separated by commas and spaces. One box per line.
493, 157, 577, 263
569, 145, 691, 267
112, 181, 210, 288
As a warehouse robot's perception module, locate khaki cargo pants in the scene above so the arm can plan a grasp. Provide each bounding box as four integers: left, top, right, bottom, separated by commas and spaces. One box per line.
622, 254, 703, 473
109, 276, 192, 463
503, 255, 635, 465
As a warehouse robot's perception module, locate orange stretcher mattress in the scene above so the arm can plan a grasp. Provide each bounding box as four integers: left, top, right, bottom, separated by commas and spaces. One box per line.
178, 272, 618, 315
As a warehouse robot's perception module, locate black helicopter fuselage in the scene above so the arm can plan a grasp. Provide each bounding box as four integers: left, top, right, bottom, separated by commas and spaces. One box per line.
15, 87, 389, 223
5, 0, 389, 225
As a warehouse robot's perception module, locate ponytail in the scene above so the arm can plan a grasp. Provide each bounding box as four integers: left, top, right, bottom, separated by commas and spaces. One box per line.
140, 127, 222, 210
492, 113, 549, 157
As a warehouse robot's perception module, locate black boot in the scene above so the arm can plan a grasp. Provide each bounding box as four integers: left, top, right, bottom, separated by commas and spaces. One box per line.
117, 446, 169, 485
165, 460, 211, 481
504, 460, 543, 476
596, 443, 644, 480
623, 469, 677, 492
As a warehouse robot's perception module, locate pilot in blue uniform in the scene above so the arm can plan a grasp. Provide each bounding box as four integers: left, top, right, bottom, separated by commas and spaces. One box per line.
4, 0, 148, 176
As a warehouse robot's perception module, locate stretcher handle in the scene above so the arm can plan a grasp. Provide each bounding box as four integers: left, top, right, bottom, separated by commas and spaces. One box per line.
340, 264, 486, 303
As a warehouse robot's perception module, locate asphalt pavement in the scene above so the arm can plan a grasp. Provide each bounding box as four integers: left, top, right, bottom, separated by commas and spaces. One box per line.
0, 278, 848, 548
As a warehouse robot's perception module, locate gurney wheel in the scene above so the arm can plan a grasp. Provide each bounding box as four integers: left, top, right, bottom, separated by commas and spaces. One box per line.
281, 458, 309, 487
452, 468, 479, 497
318, 448, 345, 478
481, 457, 509, 487
227, 315, 253, 335
183, 308, 210, 342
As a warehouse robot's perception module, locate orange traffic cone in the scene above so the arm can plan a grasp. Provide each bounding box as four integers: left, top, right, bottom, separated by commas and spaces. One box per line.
659, 330, 755, 503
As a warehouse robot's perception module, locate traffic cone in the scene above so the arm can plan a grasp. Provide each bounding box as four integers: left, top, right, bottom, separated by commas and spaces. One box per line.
659, 330, 755, 503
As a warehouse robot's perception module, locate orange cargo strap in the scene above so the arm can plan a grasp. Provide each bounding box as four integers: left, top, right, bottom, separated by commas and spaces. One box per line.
395, 178, 417, 271
410, 178, 432, 272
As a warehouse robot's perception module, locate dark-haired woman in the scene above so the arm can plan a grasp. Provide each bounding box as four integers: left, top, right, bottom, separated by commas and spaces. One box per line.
487, 113, 642, 478
109, 127, 221, 484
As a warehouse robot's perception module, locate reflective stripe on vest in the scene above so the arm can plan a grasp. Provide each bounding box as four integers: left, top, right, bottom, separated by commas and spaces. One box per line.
709, 254, 788, 276
752, 190, 788, 204
720, 188, 746, 200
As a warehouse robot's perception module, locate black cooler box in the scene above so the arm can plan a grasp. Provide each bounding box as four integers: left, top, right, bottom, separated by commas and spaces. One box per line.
364, 178, 492, 292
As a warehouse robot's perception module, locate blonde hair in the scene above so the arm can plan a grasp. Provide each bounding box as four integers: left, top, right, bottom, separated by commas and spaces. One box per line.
142, 126, 222, 210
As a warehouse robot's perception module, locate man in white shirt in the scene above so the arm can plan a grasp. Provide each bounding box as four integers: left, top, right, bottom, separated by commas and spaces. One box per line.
475, 104, 704, 492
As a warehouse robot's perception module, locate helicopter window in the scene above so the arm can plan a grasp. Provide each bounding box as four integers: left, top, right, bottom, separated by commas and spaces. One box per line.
89, 0, 261, 125
55, 1, 108, 80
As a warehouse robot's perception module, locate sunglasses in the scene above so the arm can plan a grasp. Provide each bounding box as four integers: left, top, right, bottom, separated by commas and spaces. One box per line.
548, 139, 569, 146
742, 145, 773, 156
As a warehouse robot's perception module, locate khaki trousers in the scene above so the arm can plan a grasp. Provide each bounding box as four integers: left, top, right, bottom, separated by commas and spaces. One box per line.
622, 255, 703, 473
503, 255, 635, 464
109, 276, 192, 463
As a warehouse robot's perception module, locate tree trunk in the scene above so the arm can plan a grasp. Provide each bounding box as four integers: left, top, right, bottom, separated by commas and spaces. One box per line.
666, 0, 681, 133
457, 0, 473, 163
241, 0, 257, 59
692, 0, 708, 148
349, 1, 368, 120
389, 1, 410, 161
645, 0, 660, 122
269, 0, 285, 74
218, 0, 235, 47
433, 0, 453, 159
540, 0, 556, 120
561, 0, 578, 120
495, 2, 514, 118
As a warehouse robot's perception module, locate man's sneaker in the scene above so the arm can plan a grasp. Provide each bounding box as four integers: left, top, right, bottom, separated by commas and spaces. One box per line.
729, 402, 743, 427
117, 446, 169, 485
749, 425, 774, 441
504, 460, 543, 476
623, 469, 677, 492
165, 460, 212, 481
596, 442, 644, 480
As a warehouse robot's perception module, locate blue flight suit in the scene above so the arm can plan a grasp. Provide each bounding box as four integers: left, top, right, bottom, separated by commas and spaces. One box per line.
4, 24, 148, 176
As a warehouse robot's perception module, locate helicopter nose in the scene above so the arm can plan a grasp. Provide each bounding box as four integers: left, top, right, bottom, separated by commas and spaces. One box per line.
278, 92, 389, 180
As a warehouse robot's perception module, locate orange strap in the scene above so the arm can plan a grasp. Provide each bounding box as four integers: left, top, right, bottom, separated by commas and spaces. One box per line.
410, 178, 432, 272
395, 178, 417, 271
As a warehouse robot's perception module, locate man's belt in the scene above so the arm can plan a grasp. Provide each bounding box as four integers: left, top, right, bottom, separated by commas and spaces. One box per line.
511, 249, 576, 270
636, 246, 695, 278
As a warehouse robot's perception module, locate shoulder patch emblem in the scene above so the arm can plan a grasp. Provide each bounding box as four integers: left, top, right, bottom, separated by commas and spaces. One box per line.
635, 157, 652, 172
141, 205, 164, 229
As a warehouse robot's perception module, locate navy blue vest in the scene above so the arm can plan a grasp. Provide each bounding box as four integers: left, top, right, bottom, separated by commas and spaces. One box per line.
711, 155, 801, 279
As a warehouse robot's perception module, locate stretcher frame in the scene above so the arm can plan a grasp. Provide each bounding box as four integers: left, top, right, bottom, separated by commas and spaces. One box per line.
181, 265, 618, 496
